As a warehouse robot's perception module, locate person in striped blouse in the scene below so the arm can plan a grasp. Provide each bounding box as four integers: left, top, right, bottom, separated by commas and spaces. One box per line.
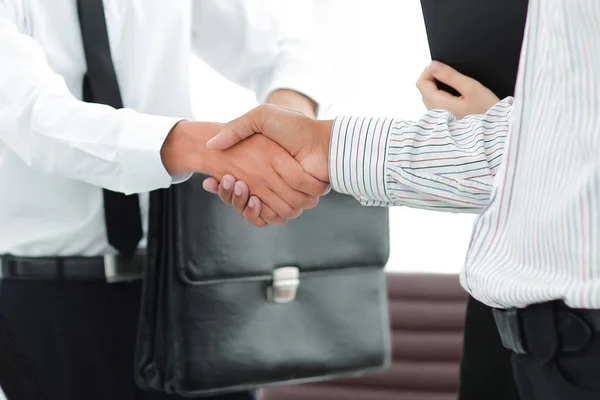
418, 63, 520, 400
203, 1, 600, 398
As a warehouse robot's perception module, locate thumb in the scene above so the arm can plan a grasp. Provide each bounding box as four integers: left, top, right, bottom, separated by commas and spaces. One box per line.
429, 61, 477, 95
206, 106, 265, 150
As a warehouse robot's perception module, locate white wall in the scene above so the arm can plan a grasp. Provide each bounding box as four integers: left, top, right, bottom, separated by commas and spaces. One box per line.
189, 0, 476, 274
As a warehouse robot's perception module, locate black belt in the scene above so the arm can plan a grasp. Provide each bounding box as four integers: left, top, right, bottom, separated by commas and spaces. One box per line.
0, 253, 145, 282
493, 302, 600, 355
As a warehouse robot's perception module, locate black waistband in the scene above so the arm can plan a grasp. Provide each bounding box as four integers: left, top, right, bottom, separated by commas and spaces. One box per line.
0, 253, 145, 282
493, 301, 600, 356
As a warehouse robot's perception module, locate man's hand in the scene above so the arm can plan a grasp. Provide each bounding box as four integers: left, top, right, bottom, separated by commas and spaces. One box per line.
206, 104, 333, 182
202, 90, 318, 222
202, 174, 269, 227
160, 121, 328, 224
417, 61, 500, 119
202, 105, 332, 227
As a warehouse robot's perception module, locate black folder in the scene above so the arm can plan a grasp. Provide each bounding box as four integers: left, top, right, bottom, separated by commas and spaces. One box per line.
420, 0, 529, 98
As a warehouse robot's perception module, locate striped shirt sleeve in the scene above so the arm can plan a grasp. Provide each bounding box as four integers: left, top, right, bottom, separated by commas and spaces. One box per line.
328, 97, 513, 213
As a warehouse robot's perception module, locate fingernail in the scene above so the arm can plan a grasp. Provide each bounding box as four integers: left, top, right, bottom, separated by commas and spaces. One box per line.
429, 61, 441, 75
248, 198, 255, 208
222, 179, 232, 190
234, 184, 242, 196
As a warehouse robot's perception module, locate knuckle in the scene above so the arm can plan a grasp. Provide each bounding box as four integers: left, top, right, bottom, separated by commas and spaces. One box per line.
288, 195, 305, 211
263, 213, 283, 225
307, 196, 319, 210
251, 218, 267, 228
463, 80, 477, 95
218, 192, 230, 204
288, 174, 302, 190
260, 206, 277, 221
287, 204, 303, 219
233, 196, 247, 210
281, 206, 295, 220
256, 103, 273, 119
290, 210, 303, 220
274, 197, 294, 218
297, 195, 313, 210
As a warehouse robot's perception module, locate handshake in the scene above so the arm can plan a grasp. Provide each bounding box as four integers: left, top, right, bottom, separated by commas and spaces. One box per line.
161, 105, 334, 227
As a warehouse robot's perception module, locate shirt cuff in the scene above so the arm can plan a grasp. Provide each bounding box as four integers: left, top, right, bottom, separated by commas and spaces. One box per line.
328, 116, 395, 203
117, 114, 183, 195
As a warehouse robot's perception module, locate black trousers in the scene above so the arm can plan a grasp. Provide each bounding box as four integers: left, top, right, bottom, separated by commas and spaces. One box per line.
510, 302, 600, 400
0, 279, 255, 400
458, 296, 520, 400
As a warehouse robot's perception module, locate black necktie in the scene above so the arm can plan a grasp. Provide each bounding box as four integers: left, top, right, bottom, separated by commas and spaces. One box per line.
76, 0, 143, 257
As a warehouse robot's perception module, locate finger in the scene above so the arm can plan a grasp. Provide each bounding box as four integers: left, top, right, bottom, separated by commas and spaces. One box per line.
242, 196, 269, 227
257, 201, 287, 225
263, 170, 313, 218
202, 177, 219, 194
218, 174, 236, 205
271, 172, 319, 211
272, 157, 329, 198
417, 66, 458, 105
418, 73, 464, 112
206, 106, 268, 150
416, 66, 438, 95
232, 181, 250, 215
258, 185, 301, 221
429, 61, 479, 95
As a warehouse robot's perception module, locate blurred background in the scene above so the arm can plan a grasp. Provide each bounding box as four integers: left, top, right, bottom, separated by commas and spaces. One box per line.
190, 0, 476, 274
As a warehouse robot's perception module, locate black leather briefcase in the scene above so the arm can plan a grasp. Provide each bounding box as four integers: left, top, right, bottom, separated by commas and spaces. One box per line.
134, 174, 390, 397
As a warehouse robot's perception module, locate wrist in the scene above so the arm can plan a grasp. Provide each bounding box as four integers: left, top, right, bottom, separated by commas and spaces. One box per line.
311, 119, 333, 181
267, 89, 317, 118
160, 121, 221, 177
318, 119, 333, 154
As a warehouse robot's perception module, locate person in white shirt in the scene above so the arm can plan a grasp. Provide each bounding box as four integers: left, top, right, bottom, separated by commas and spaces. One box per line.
0, 1, 328, 399
203, 1, 600, 398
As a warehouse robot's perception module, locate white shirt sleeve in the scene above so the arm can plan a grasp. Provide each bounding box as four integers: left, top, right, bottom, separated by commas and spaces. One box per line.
191, 0, 327, 112
329, 98, 514, 213
0, 9, 182, 195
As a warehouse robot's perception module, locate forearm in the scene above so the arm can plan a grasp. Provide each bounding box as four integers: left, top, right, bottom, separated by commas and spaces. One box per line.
328, 98, 514, 212
0, 11, 190, 194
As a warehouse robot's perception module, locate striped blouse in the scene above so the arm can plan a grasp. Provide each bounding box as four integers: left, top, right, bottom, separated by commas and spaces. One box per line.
329, 0, 600, 309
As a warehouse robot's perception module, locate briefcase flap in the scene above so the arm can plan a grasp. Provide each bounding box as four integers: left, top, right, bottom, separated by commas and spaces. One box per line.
173, 175, 390, 284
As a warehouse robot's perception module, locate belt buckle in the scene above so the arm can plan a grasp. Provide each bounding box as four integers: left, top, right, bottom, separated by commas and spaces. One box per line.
492, 308, 528, 354
103, 254, 144, 283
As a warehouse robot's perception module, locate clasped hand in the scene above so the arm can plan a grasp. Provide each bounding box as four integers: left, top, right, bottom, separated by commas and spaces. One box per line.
202, 105, 333, 227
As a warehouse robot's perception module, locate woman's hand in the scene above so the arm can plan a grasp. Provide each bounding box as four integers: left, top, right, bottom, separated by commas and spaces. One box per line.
417, 61, 500, 119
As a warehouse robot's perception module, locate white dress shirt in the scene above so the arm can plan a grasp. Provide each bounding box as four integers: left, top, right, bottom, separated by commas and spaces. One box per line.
0, 0, 324, 256
330, 0, 600, 309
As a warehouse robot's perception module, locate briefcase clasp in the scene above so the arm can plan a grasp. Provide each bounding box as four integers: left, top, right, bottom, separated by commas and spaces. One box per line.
267, 266, 300, 303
